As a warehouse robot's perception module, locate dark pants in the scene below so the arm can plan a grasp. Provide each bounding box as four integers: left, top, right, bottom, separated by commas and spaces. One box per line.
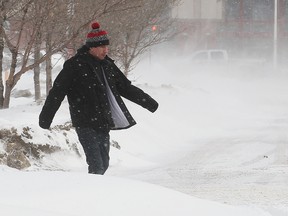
76, 127, 110, 175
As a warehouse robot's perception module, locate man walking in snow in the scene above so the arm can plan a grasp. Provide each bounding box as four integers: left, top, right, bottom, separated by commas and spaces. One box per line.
39, 22, 158, 174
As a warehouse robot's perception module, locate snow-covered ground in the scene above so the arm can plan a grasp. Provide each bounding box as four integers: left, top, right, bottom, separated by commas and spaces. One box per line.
0, 49, 288, 216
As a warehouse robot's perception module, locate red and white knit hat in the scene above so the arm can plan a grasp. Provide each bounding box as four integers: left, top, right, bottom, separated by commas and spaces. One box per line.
85, 22, 109, 48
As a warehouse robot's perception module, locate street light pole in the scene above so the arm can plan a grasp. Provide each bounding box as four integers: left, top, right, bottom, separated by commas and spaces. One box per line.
273, 0, 278, 69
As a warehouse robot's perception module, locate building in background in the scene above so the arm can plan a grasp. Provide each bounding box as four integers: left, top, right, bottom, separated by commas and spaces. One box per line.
173, 0, 223, 19
172, 0, 288, 63
172, 0, 223, 52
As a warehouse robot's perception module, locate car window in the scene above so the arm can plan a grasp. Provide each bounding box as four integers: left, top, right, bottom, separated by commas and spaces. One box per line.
211, 51, 225, 60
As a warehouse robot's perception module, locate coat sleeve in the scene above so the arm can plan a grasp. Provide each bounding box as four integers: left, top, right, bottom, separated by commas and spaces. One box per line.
39, 60, 74, 129
112, 63, 159, 113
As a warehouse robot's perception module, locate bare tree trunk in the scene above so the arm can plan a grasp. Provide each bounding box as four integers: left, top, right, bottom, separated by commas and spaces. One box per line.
123, 34, 129, 76
3, 49, 17, 108
2, 1, 30, 109
0, 0, 8, 109
3, 82, 12, 108
34, 31, 41, 101
0, 25, 4, 108
45, 32, 52, 95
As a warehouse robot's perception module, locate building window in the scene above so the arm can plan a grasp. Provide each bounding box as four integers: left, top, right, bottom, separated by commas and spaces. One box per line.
226, 0, 241, 20
226, 0, 274, 21
251, 0, 274, 21
225, 0, 276, 34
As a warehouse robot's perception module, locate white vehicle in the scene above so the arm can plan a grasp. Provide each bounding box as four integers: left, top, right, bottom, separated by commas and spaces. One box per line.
190, 49, 229, 63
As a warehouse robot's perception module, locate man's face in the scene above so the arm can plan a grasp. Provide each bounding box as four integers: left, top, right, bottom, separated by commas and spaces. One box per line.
89, 45, 109, 60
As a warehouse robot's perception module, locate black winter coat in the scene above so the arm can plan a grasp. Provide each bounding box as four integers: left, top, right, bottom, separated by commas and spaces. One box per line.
39, 46, 158, 131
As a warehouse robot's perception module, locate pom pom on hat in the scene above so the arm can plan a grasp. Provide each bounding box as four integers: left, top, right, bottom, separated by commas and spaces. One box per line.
91, 22, 100, 29
86, 22, 109, 48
